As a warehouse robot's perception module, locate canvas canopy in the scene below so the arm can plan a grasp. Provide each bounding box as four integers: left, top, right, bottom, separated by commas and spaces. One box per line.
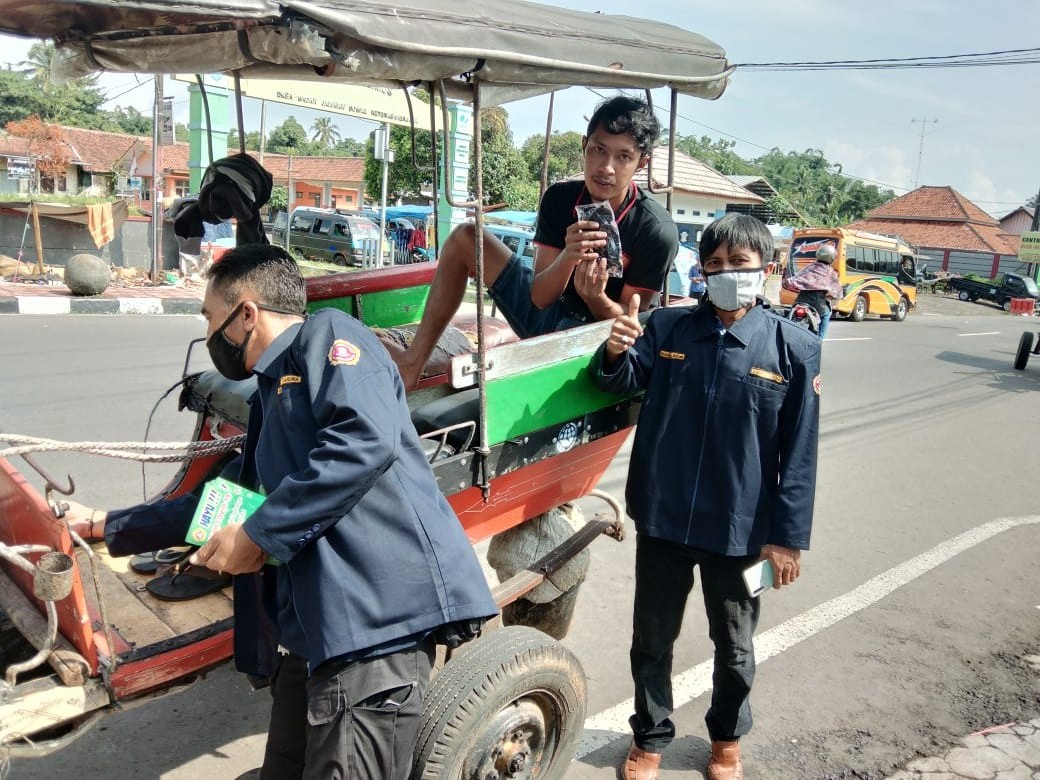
0, 0, 731, 106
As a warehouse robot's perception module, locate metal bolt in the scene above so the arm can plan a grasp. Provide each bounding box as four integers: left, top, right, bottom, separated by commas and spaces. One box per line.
508, 753, 527, 773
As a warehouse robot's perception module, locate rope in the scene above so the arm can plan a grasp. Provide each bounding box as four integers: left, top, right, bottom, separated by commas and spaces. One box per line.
0, 434, 246, 464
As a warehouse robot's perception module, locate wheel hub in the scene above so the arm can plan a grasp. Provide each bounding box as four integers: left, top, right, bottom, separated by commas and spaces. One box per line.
468, 698, 550, 779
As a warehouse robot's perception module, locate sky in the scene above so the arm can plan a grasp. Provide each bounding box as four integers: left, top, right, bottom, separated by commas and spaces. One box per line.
1, 0, 1037, 218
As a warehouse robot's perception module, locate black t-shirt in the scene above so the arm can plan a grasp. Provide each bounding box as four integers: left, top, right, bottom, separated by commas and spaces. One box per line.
533, 180, 678, 322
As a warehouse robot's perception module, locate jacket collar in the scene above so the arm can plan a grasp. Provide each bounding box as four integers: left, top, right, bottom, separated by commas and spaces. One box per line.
692, 299, 770, 347
253, 321, 304, 378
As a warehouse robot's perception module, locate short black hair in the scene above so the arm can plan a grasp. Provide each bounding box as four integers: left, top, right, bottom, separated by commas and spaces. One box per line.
205, 244, 307, 314
699, 214, 773, 266
586, 95, 661, 156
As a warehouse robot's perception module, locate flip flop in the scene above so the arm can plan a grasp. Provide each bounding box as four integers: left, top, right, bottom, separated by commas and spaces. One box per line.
130, 547, 192, 575
146, 565, 231, 601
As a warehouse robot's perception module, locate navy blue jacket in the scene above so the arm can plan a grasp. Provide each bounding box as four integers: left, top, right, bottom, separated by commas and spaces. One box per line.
591, 302, 821, 556
108, 308, 497, 676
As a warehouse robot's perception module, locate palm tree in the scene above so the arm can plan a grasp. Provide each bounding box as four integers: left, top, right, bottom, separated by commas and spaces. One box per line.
311, 117, 341, 149
20, 41, 57, 91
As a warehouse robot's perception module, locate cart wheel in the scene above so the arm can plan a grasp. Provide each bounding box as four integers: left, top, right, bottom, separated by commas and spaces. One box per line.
411, 625, 587, 780
1014, 332, 1034, 370
958, 290, 971, 302
892, 297, 908, 322
849, 295, 868, 322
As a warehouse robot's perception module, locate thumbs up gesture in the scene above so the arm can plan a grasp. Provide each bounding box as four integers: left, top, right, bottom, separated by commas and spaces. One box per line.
606, 293, 643, 359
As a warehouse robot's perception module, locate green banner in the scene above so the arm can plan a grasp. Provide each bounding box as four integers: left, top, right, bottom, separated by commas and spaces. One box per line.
1021, 231, 1040, 263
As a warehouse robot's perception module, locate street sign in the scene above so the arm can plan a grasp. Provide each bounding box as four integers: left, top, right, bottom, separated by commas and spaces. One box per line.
1020, 231, 1040, 264
160, 97, 176, 145
6, 157, 31, 179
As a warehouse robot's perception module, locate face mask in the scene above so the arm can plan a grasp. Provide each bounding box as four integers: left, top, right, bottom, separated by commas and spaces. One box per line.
207, 302, 253, 381
704, 269, 765, 311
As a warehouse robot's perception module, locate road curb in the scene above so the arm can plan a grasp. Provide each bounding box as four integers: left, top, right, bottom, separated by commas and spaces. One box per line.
0, 296, 202, 315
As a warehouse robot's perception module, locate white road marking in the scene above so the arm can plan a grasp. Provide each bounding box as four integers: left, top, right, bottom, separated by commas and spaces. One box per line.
957, 331, 1001, 337
575, 515, 1040, 759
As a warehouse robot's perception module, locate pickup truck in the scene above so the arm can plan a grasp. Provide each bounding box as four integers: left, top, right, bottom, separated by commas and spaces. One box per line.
948, 272, 1040, 311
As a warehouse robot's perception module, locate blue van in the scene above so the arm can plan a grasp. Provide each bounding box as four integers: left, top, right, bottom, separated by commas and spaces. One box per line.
487, 224, 536, 269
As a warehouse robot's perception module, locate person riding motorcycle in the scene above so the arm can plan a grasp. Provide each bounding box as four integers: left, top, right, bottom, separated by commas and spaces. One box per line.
782, 244, 843, 339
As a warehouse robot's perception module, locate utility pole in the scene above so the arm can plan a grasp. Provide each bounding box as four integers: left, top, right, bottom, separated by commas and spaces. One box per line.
911, 118, 938, 189
151, 74, 164, 281
1030, 185, 1040, 232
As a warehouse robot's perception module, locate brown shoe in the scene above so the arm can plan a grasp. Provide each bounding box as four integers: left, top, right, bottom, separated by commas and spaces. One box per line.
706, 740, 743, 780
620, 742, 661, 780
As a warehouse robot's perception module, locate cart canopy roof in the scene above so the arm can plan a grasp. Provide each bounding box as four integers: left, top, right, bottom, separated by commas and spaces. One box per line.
0, 0, 731, 105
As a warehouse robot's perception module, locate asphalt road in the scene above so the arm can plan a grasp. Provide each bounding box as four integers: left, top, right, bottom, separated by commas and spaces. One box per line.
3, 307, 1039, 779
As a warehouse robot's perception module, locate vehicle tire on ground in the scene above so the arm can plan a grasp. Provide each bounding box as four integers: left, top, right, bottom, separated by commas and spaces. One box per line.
850, 295, 868, 322
411, 625, 587, 780
958, 290, 971, 302
333, 253, 347, 266
1014, 331, 1034, 371
1002, 300, 1012, 312
893, 297, 908, 322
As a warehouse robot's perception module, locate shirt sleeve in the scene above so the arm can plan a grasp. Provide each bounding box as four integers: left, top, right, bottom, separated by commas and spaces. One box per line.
589, 312, 660, 394
770, 335, 821, 549
243, 318, 403, 563
622, 209, 678, 293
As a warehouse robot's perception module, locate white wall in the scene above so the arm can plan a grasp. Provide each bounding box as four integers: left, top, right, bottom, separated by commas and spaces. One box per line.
650, 191, 729, 243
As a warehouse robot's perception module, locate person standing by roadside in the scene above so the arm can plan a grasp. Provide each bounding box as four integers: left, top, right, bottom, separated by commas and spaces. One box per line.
782, 243, 843, 339
590, 214, 821, 780
65, 243, 498, 780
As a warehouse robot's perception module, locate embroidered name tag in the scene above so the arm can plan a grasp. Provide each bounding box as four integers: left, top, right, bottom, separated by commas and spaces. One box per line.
658, 350, 685, 360
277, 374, 302, 394
749, 367, 785, 384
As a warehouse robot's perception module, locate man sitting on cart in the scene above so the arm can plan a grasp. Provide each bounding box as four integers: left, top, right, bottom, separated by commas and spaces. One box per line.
395, 94, 679, 389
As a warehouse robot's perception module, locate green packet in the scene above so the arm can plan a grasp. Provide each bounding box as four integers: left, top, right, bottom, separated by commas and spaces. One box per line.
186, 478, 279, 567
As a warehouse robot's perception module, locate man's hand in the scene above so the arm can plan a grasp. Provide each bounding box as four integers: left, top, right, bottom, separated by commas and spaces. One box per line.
573, 257, 609, 304
60, 500, 106, 540
190, 523, 266, 575
562, 220, 607, 266
605, 294, 643, 360
761, 544, 801, 589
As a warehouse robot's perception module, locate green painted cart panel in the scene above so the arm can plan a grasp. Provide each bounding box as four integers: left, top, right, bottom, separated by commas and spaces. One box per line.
308, 286, 430, 328
484, 353, 624, 443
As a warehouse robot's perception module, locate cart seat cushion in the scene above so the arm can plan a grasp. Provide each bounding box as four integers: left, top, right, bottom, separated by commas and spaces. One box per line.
410, 388, 481, 452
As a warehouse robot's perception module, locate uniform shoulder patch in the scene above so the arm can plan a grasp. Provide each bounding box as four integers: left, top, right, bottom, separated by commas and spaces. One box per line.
328, 339, 361, 366
812, 375, 821, 395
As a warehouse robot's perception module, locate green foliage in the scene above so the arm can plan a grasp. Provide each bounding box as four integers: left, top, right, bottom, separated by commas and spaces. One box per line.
334, 137, 366, 158
501, 179, 541, 211
364, 124, 436, 202
108, 106, 152, 136
227, 128, 262, 152
471, 107, 527, 206
266, 116, 310, 154
520, 131, 583, 184
311, 117, 341, 149
268, 185, 288, 213
674, 134, 755, 176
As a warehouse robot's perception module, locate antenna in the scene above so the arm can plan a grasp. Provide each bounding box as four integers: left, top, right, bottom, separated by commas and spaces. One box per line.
911, 118, 938, 189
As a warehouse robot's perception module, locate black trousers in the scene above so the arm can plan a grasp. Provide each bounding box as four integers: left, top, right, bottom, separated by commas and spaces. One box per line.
630, 535, 761, 752
260, 638, 435, 780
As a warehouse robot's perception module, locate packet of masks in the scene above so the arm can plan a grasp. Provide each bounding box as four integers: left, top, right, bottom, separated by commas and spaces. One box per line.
186, 477, 279, 564
575, 200, 623, 278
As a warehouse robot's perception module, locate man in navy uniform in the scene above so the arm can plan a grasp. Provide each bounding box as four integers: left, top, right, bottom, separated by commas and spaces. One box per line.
591, 214, 821, 780
69, 244, 498, 780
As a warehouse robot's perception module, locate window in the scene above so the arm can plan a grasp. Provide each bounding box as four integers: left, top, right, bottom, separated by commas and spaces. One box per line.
676, 209, 686, 215
290, 214, 315, 232
692, 211, 701, 217
296, 191, 303, 199
333, 222, 348, 237
315, 219, 332, 236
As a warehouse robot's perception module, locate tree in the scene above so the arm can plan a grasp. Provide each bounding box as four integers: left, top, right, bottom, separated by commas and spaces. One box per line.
228, 128, 262, 151
6, 116, 70, 192
334, 137, 367, 157
471, 106, 527, 206
311, 117, 341, 149
268, 185, 288, 213
107, 106, 152, 136
674, 134, 754, 175
0, 68, 48, 126
267, 116, 309, 154
520, 131, 584, 185
364, 124, 436, 202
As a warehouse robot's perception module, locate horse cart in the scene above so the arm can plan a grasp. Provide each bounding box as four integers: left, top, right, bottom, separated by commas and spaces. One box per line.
0, 1, 731, 775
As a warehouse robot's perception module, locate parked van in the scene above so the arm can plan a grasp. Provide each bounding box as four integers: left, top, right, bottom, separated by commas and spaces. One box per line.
487, 223, 536, 269
273, 207, 382, 266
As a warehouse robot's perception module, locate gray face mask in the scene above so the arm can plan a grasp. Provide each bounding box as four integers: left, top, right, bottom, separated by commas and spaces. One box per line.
705, 269, 765, 311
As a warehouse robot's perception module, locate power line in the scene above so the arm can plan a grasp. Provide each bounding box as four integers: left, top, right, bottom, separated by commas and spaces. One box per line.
735, 46, 1040, 71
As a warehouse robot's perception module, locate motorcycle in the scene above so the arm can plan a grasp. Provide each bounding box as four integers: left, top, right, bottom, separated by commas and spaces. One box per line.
786, 300, 822, 334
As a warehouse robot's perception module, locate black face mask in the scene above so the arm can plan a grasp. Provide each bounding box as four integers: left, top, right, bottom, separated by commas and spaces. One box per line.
206, 302, 253, 381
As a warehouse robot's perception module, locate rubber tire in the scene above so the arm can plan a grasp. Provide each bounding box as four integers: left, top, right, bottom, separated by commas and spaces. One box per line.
958, 290, 971, 302
333, 253, 347, 266
849, 295, 868, 322
1014, 331, 1034, 371
411, 625, 587, 780
893, 297, 908, 322
1002, 300, 1012, 312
